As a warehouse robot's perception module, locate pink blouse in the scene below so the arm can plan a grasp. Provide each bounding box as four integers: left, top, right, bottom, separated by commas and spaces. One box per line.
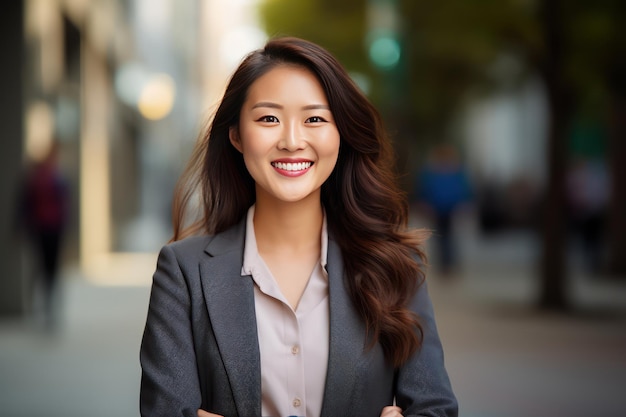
241, 206, 329, 417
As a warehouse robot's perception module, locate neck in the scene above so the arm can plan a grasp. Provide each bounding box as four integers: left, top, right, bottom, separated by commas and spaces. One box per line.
253, 195, 323, 254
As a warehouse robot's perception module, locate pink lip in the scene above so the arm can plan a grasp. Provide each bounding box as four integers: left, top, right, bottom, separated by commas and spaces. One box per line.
271, 158, 313, 177
272, 158, 312, 163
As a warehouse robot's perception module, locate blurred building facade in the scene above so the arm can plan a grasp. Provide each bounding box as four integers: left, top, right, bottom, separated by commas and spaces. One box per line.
1, 0, 265, 314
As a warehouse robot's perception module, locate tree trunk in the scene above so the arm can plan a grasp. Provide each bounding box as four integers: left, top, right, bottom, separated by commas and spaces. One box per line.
606, 96, 626, 277
538, 0, 569, 310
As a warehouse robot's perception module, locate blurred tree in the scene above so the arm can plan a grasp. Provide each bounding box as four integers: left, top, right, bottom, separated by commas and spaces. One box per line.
535, 0, 626, 295
398, 0, 539, 140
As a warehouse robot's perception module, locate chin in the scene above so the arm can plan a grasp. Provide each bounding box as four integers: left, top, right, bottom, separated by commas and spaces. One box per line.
276, 191, 318, 204
279, 195, 309, 203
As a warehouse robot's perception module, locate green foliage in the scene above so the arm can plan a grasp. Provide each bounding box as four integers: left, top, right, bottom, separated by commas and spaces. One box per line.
259, 0, 369, 73
559, 0, 626, 116
397, 0, 540, 136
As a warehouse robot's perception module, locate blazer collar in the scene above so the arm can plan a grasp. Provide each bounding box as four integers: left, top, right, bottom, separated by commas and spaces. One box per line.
203, 218, 247, 257
200, 218, 262, 417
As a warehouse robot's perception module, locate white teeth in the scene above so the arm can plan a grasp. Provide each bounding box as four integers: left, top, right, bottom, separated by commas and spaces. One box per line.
273, 162, 312, 171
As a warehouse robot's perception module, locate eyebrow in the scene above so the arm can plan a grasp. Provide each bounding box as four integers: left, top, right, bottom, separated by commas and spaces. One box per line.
251, 102, 330, 111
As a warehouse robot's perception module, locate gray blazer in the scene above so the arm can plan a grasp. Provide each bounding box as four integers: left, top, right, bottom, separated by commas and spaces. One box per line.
140, 219, 458, 417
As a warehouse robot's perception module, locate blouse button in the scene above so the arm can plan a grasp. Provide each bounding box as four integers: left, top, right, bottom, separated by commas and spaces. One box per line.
293, 398, 301, 408
291, 345, 300, 355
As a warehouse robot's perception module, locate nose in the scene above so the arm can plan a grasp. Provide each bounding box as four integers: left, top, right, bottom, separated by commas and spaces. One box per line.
278, 122, 305, 151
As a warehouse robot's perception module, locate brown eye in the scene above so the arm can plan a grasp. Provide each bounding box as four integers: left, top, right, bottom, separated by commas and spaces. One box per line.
306, 116, 326, 123
258, 115, 279, 123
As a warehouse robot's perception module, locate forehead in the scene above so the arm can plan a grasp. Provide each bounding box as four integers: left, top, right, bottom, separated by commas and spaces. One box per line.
245, 64, 328, 104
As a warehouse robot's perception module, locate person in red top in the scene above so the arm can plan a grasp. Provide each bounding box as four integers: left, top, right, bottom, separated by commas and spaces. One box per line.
18, 141, 69, 326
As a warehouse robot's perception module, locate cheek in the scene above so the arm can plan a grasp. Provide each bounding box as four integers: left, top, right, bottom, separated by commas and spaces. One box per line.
238, 129, 267, 159
317, 135, 340, 178
321, 132, 340, 160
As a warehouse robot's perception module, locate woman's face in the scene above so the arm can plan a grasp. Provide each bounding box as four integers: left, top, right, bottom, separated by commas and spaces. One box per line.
230, 64, 340, 206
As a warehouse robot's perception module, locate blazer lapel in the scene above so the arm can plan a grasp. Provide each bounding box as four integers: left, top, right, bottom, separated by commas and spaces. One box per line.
200, 220, 262, 417
321, 237, 367, 416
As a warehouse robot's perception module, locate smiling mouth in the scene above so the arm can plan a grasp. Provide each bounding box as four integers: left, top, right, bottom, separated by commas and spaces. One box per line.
271, 161, 313, 171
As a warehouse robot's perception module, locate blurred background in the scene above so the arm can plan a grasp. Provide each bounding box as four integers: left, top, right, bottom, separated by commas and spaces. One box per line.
1, 0, 625, 416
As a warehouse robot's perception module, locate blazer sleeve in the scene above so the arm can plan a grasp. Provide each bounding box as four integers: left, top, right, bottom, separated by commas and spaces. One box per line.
140, 244, 202, 416
395, 281, 459, 417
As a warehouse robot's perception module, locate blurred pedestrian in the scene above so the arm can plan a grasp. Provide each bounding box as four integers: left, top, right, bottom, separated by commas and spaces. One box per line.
416, 144, 471, 276
567, 157, 609, 274
17, 141, 69, 328
140, 37, 457, 417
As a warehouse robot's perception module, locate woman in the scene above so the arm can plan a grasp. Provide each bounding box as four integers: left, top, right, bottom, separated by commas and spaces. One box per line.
140, 37, 457, 417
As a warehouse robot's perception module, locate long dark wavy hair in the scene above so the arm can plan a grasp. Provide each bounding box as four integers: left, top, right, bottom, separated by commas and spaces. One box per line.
172, 37, 429, 367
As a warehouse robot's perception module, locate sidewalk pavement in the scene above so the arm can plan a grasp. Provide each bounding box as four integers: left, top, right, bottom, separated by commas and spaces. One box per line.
429, 268, 626, 417
0, 268, 151, 417
0, 244, 625, 417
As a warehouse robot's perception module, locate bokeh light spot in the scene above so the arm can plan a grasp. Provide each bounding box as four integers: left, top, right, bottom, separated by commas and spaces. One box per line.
137, 73, 176, 120
369, 36, 401, 69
